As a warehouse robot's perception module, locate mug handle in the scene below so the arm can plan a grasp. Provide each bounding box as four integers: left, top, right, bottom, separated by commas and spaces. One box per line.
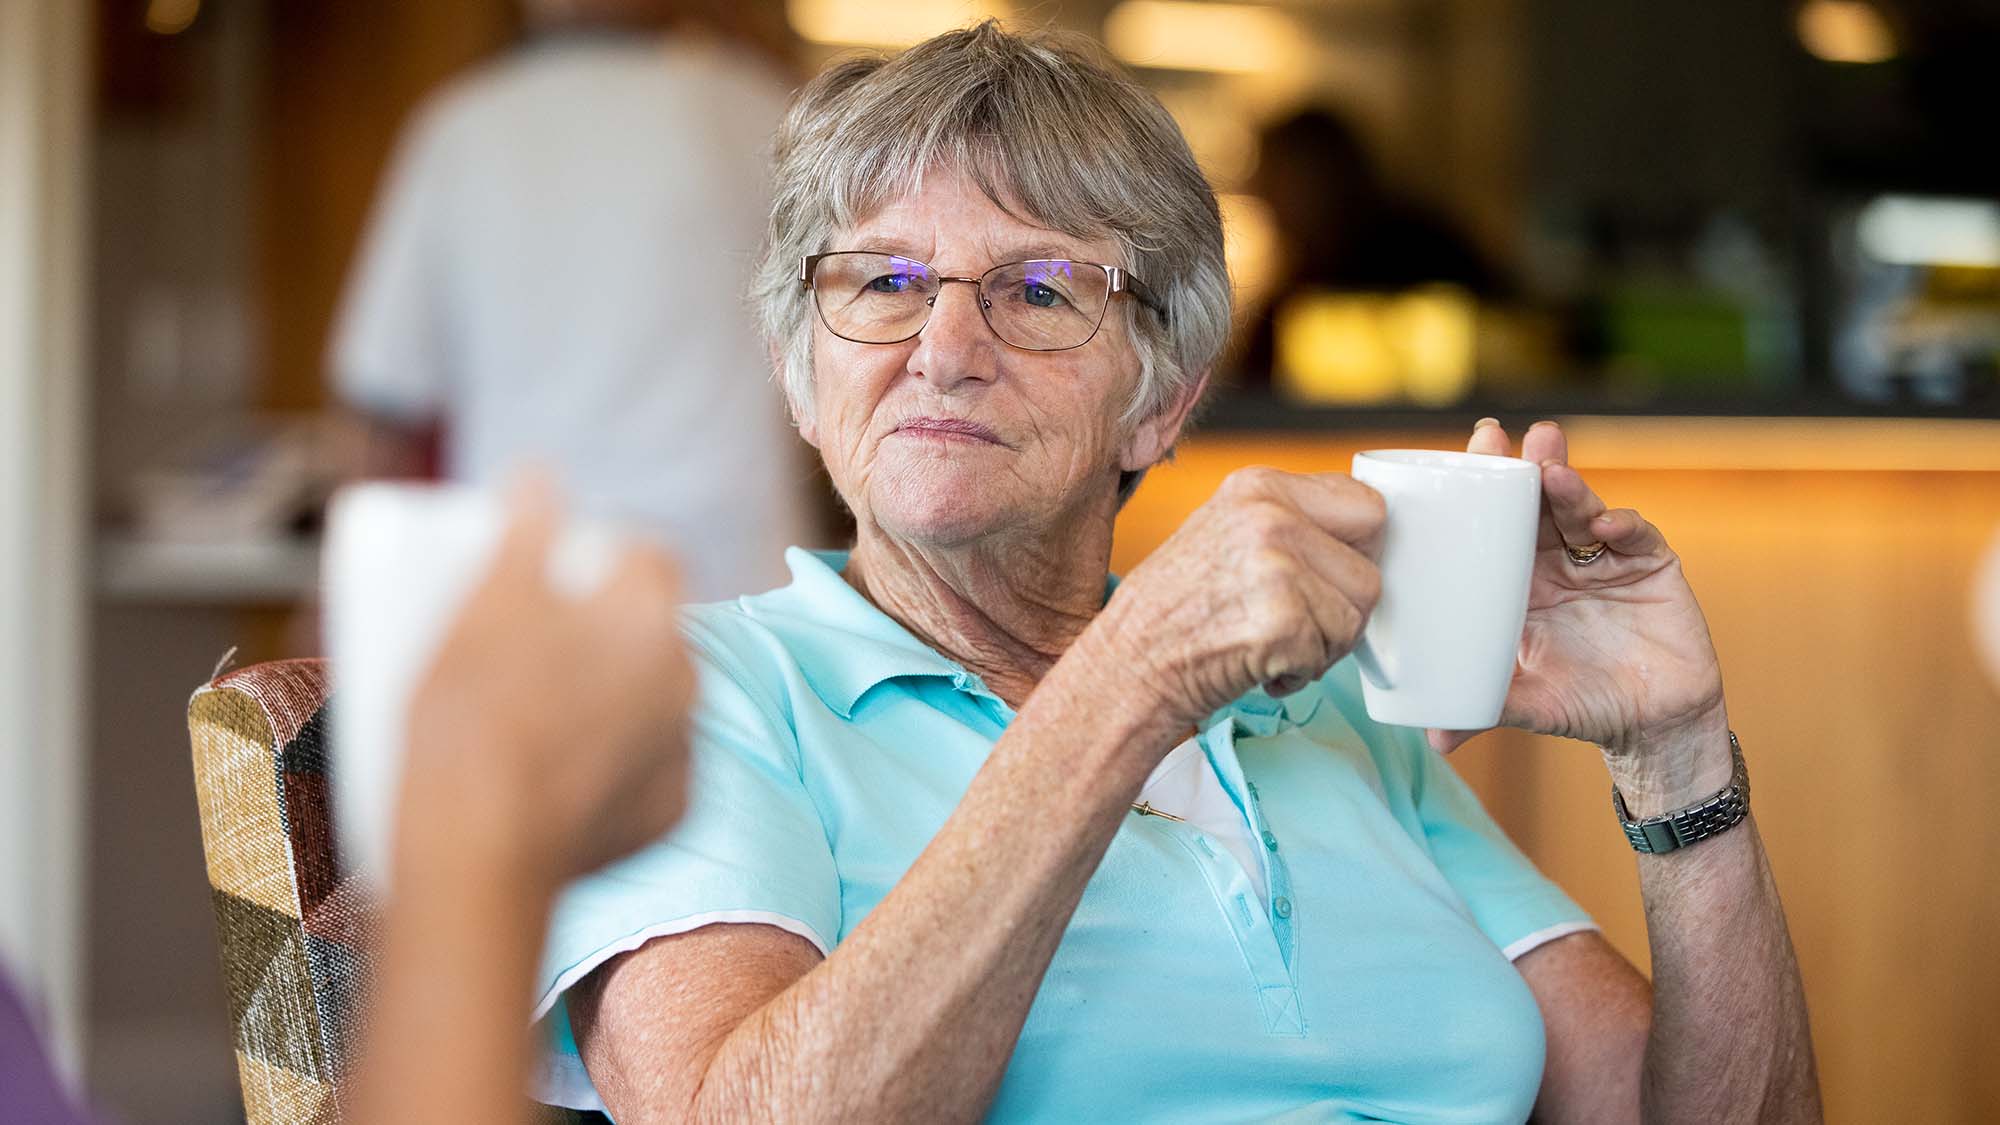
1352, 634, 1394, 691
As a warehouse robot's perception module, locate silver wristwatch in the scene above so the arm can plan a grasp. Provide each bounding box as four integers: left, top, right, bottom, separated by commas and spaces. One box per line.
1611, 731, 1750, 854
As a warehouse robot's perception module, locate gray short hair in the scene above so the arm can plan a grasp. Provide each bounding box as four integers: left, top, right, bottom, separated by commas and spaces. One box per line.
750, 22, 1231, 454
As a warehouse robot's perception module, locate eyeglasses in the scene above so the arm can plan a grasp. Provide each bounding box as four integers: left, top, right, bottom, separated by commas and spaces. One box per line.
801, 252, 1168, 353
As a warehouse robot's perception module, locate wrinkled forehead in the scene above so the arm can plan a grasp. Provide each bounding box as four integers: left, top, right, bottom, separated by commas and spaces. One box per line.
830, 161, 1128, 271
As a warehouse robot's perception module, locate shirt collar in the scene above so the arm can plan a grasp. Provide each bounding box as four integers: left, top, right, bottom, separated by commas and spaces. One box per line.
735, 548, 958, 718
742, 546, 1322, 732
1224, 683, 1325, 737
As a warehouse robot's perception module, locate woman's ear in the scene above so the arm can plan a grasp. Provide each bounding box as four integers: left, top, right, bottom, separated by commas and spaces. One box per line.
772, 340, 820, 448
1119, 369, 1212, 472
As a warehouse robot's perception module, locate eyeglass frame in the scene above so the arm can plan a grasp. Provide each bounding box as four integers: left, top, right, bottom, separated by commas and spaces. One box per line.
799, 252, 1171, 353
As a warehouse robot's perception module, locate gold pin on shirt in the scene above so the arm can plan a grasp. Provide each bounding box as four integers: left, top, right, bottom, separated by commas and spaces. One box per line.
1130, 729, 1201, 823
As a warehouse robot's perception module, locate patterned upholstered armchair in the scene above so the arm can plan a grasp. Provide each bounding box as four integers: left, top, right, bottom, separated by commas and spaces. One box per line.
187, 658, 604, 1124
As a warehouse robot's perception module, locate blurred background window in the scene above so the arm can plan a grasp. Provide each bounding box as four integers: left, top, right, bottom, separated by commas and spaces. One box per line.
89, 0, 2000, 526
781, 0, 2000, 420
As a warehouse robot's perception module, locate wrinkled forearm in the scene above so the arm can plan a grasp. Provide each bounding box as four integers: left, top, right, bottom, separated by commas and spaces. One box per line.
1620, 729, 1823, 1123
674, 635, 1185, 1122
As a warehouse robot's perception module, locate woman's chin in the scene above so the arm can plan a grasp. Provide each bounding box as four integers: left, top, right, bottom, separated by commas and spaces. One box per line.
869, 478, 1018, 548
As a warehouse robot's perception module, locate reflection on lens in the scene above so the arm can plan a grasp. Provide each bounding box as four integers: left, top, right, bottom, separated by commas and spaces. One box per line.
810, 254, 1115, 350
984, 260, 1109, 350
813, 253, 937, 343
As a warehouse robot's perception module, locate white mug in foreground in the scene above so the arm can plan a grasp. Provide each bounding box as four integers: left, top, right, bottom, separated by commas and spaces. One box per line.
324, 483, 625, 891
1349, 449, 1541, 731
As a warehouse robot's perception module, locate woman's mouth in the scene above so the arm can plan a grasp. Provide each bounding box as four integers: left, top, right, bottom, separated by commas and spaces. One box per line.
894, 417, 1005, 446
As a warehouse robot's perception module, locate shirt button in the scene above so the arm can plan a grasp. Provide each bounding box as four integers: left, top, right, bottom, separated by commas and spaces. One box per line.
1262, 831, 1279, 852
1273, 896, 1293, 919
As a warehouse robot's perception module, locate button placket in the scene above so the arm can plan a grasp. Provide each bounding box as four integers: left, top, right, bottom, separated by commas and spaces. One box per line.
1197, 716, 1303, 995
1202, 718, 1300, 957
1133, 814, 1305, 1038
1242, 771, 1299, 965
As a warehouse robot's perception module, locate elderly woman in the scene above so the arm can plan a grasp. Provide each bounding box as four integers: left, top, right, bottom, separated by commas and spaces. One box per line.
530, 24, 1820, 1123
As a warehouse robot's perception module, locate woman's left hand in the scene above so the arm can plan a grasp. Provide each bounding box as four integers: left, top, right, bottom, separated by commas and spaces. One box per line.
1427, 420, 1728, 772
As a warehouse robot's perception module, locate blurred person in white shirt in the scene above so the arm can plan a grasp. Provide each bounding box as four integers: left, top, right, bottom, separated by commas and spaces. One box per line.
330, 0, 811, 601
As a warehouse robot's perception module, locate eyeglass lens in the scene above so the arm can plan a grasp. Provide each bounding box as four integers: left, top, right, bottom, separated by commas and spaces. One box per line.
810, 253, 1112, 351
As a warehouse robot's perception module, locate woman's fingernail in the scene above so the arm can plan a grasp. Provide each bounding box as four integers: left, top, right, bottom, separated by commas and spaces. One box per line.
1474, 417, 1500, 430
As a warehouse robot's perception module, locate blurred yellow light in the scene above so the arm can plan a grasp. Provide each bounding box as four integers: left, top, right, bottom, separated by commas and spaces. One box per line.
1275, 293, 1400, 404
1796, 0, 1896, 64
1217, 194, 1280, 316
786, 0, 1011, 48
1103, 1, 1303, 75
1384, 286, 1477, 406
144, 0, 201, 35
1274, 286, 1476, 406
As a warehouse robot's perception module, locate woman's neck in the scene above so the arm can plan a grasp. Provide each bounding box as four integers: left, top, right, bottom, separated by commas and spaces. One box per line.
843, 515, 1116, 711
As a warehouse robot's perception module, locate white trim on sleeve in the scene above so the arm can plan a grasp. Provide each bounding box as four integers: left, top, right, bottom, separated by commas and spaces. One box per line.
1501, 919, 1600, 962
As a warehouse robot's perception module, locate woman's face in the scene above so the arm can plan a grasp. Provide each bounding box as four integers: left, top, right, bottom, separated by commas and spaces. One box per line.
798, 168, 1184, 549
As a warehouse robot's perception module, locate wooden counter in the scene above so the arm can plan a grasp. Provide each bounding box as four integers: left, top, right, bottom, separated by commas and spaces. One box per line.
1112, 416, 2000, 1124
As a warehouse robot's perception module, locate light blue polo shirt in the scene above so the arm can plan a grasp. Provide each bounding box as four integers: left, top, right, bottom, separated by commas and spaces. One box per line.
533, 548, 1596, 1122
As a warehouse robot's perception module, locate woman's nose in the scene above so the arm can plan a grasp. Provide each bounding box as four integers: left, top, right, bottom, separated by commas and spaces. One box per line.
908, 281, 999, 389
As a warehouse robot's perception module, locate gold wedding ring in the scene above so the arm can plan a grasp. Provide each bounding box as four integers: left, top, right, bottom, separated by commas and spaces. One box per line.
1565, 540, 1609, 566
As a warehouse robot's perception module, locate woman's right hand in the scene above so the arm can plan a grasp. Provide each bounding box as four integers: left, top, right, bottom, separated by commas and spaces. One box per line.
1094, 466, 1387, 733
400, 478, 697, 887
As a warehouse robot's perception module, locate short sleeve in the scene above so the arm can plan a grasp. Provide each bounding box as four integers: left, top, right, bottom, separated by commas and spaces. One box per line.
530, 626, 839, 1109
1401, 726, 1597, 960
326, 102, 454, 423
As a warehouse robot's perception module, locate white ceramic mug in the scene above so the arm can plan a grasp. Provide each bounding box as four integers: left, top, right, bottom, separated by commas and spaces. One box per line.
1348, 449, 1541, 730
324, 483, 624, 889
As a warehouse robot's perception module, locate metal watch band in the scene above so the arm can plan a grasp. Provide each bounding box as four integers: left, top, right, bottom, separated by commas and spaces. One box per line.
1611, 731, 1750, 854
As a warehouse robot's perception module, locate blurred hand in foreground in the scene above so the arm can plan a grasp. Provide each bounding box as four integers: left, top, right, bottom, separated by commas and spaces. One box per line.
353, 475, 695, 1125
401, 474, 696, 885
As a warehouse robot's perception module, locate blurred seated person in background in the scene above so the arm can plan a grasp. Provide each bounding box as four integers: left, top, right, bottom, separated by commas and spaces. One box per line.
330, 0, 812, 601
347, 479, 695, 1123
1237, 107, 1507, 393
529, 25, 1820, 1122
